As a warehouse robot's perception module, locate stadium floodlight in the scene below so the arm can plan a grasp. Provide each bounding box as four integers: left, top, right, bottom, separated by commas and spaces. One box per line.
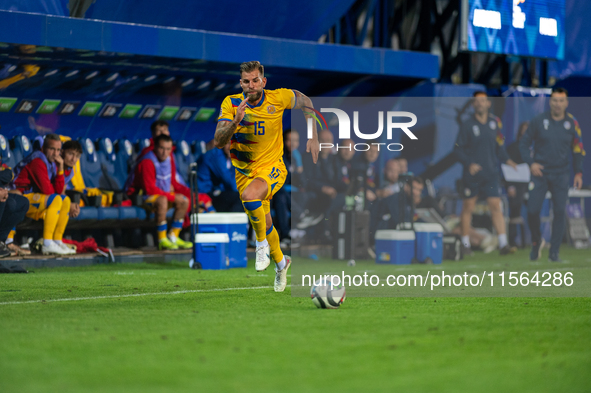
45, 69, 59, 77
145, 75, 157, 82
182, 78, 194, 87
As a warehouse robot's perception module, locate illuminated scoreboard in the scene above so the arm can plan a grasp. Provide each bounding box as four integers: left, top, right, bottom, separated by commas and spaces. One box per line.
460, 0, 565, 59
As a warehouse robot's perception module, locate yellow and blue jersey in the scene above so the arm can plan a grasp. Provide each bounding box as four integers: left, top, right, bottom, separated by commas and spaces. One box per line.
218, 88, 296, 177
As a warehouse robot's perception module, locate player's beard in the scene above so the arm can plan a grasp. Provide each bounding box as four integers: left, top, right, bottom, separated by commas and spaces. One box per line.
246, 90, 262, 103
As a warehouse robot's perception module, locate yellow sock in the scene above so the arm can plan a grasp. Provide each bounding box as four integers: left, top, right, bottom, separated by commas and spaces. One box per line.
53, 196, 70, 241
170, 219, 183, 238
6, 229, 15, 244
243, 200, 266, 242
266, 225, 284, 264
43, 195, 63, 240
157, 221, 167, 241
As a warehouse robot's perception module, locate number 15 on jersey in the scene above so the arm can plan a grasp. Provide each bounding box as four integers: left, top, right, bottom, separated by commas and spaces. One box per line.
254, 121, 265, 136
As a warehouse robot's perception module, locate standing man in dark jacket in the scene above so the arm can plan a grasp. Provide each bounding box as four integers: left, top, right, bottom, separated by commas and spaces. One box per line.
454, 91, 517, 255
519, 88, 585, 262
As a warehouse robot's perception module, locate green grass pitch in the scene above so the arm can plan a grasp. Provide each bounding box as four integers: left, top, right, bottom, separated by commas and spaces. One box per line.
1, 247, 590, 393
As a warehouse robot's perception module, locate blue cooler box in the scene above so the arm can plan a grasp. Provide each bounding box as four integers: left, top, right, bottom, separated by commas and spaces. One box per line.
413, 223, 443, 264
194, 233, 230, 270
375, 230, 415, 264
198, 213, 248, 268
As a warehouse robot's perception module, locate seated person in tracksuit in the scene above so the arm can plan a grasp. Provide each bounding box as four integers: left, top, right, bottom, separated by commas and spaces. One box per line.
7, 139, 86, 251
333, 138, 356, 196
377, 176, 424, 229
34, 134, 107, 206
0, 163, 29, 258
137, 120, 170, 159
125, 134, 192, 250
377, 158, 402, 198
454, 91, 517, 256
10, 133, 75, 255
519, 87, 585, 262
61, 140, 84, 217
133, 120, 214, 213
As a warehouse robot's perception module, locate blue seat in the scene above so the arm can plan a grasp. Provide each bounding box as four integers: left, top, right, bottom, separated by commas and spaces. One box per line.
119, 206, 147, 220
70, 207, 99, 221
113, 139, 134, 187
0, 134, 17, 169
10, 135, 32, 163
95, 137, 123, 190
97, 207, 119, 221
191, 140, 206, 162
32, 136, 44, 151
96, 138, 147, 221
135, 138, 151, 154
174, 140, 194, 185
148, 208, 175, 221
78, 137, 101, 188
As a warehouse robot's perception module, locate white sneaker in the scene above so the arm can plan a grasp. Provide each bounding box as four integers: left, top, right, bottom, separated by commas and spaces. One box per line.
57, 242, 76, 255
255, 244, 271, 271
42, 242, 71, 256
274, 255, 291, 292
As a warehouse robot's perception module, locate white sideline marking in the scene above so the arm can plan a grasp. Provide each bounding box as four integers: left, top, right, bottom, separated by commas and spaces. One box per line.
0, 285, 290, 306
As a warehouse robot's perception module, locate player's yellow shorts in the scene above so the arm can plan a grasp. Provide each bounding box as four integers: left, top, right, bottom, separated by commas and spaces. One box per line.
24, 193, 65, 220
236, 161, 287, 214
143, 194, 174, 210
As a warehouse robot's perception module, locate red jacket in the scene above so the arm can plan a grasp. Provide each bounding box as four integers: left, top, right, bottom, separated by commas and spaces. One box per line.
130, 157, 190, 202
13, 157, 64, 195
135, 138, 190, 199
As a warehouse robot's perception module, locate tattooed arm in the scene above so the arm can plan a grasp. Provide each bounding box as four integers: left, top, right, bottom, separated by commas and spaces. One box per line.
293, 90, 320, 164
214, 99, 248, 148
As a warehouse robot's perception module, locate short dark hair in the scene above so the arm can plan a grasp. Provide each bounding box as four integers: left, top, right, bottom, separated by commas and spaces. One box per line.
473, 90, 488, 98
62, 140, 82, 154
411, 176, 425, 187
551, 87, 569, 97
42, 134, 61, 152
154, 134, 173, 146
44, 133, 61, 144
240, 61, 264, 77
150, 120, 169, 136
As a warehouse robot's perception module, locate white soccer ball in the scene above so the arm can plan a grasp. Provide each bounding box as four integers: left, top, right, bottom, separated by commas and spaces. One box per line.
310, 279, 346, 309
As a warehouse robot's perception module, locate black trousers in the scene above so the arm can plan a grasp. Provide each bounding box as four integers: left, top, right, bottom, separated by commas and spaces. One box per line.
0, 193, 29, 242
